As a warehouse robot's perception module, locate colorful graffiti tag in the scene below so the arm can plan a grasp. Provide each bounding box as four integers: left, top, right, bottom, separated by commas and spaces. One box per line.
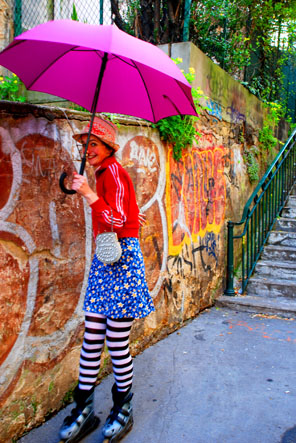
166, 133, 226, 256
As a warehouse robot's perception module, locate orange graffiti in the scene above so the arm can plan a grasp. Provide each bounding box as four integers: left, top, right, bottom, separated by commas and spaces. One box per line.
166, 143, 226, 255
227, 319, 296, 343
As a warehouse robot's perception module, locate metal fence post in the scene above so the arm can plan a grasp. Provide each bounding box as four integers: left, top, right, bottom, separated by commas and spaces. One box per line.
14, 0, 22, 36
183, 0, 192, 42
224, 221, 236, 296
100, 0, 104, 24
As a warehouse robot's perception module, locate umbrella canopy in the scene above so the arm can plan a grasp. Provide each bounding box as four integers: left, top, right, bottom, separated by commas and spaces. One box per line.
0, 19, 197, 123
0, 20, 198, 193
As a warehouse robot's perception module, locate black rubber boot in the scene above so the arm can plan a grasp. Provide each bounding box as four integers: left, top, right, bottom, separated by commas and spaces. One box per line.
58, 386, 100, 442
102, 384, 133, 442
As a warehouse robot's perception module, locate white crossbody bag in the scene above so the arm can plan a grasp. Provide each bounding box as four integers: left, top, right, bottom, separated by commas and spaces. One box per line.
95, 208, 122, 264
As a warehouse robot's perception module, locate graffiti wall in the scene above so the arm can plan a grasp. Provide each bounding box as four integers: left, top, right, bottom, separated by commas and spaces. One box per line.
166, 134, 226, 255
0, 110, 91, 439
0, 82, 268, 441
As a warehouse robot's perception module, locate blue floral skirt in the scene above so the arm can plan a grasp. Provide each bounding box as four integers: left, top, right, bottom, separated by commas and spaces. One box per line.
84, 237, 155, 319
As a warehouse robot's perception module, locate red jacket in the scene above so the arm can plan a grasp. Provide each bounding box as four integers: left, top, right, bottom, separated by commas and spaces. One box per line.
90, 156, 140, 239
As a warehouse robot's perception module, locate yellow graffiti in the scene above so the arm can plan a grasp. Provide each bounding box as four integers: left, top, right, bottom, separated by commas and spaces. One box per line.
166, 144, 226, 256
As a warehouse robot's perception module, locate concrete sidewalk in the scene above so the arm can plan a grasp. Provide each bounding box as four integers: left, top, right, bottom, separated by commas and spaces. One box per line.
19, 307, 296, 443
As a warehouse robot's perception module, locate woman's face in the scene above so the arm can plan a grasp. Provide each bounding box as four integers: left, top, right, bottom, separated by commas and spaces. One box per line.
80, 134, 111, 168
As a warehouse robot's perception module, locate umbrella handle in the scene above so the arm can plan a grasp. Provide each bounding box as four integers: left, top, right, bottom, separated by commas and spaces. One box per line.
59, 159, 86, 194
58, 53, 107, 196
59, 172, 76, 195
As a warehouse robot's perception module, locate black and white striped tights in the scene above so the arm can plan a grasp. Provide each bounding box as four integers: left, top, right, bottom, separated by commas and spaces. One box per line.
78, 313, 133, 392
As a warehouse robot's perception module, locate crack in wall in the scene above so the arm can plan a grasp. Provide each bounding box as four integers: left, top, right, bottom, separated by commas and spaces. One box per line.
0, 240, 68, 268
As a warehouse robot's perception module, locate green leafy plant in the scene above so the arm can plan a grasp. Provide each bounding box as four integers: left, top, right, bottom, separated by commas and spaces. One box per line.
287, 118, 296, 135
243, 149, 259, 183
71, 3, 78, 21
258, 125, 278, 153
69, 103, 88, 112
152, 59, 208, 160
241, 101, 283, 183
259, 101, 284, 154
154, 114, 198, 161
0, 74, 26, 102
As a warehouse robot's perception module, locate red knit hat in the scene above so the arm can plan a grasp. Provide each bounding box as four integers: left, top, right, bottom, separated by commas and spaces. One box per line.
73, 117, 120, 151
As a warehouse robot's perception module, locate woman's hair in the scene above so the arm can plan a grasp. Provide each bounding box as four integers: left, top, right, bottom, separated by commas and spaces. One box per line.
105, 142, 115, 157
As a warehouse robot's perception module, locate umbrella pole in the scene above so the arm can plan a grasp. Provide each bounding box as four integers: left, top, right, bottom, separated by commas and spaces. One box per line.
79, 52, 108, 176
59, 52, 108, 194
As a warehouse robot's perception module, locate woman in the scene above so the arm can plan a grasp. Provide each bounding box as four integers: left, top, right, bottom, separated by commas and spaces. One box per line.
59, 117, 155, 443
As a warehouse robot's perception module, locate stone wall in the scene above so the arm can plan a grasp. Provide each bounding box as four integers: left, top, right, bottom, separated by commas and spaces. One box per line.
0, 0, 13, 76
0, 45, 289, 441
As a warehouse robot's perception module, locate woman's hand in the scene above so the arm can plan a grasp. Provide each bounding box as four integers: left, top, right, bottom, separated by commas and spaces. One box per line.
72, 172, 98, 205
138, 212, 146, 226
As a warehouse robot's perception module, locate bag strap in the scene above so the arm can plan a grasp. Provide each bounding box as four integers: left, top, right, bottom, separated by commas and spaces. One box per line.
97, 206, 114, 233
94, 167, 114, 233
110, 208, 114, 232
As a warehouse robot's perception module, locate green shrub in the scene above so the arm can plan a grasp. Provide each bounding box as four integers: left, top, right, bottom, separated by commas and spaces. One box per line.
0, 74, 26, 102
153, 60, 208, 161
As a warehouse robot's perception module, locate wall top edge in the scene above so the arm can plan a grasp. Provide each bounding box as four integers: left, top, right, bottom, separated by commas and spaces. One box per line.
0, 101, 153, 127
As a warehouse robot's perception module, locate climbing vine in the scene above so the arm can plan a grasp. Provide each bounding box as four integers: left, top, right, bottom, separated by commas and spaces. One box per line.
243, 149, 260, 183
242, 101, 284, 183
259, 102, 284, 154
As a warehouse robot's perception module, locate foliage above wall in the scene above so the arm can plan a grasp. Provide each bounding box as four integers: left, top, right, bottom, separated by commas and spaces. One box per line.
112, 1, 296, 120
152, 59, 209, 160
110, 0, 188, 44
259, 102, 284, 153
190, 0, 296, 115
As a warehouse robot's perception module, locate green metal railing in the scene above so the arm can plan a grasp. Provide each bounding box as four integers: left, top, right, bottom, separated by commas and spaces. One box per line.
224, 128, 296, 295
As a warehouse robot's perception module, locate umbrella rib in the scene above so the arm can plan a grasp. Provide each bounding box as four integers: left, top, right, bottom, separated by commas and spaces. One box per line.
0, 39, 24, 54
26, 45, 80, 89
112, 56, 196, 120
163, 94, 184, 117
111, 54, 137, 68
175, 80, 197, 115
128, 59, 156, 122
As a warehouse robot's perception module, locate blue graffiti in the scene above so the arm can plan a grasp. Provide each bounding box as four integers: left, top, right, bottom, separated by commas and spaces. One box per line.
205, 232, 217, 261
206, 99, 222, 121
226, 105, 246, 124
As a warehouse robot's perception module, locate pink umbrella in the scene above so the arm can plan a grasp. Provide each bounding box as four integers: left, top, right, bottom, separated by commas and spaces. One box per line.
0, 19, 197, 193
